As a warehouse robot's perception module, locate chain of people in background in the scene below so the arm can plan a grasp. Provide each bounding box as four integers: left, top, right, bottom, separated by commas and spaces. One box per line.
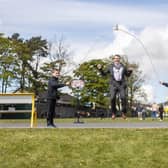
132, 102, 164, 121
131, 81, 168, 122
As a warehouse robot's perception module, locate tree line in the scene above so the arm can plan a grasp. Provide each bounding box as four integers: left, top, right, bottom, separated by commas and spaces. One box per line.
0, 33, 71, 95
0, 33, 147, 110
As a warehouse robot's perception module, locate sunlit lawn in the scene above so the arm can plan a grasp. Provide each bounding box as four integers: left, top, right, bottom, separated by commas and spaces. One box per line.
0, 117, 168, 168
0, 128, 168, 168
0, 117, 168, 124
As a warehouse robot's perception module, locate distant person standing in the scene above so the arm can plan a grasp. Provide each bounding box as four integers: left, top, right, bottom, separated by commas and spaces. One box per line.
141, 106, 146, 120
159, 81, 167, 121
47, 69, 69, 127
151, 102, 158, 120
158, 104, 164, 121
136, 103, 143, 120
97, 54, 133, 119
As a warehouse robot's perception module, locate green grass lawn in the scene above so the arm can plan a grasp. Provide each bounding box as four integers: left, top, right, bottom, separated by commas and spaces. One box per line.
0, 128, 168, 168
0, 117, 168, 124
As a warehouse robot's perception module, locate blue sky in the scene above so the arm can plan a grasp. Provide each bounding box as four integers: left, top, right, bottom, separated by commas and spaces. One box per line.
0, 0, 168, 103
1, 0, 167, 39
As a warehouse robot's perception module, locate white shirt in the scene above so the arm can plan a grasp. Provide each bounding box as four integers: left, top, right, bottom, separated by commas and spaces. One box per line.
113, 64, 123, 81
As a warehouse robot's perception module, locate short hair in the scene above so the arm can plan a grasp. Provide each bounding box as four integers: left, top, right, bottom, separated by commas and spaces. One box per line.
51, 68, 60, 73
112, 54, 121, 59
114, 54, 121, 58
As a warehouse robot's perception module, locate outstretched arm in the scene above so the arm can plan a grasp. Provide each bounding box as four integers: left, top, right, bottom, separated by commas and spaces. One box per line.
125, 67, 133, 77
50, 78, 68, 89
160, 81, 168, 87
97, 64, 109, 76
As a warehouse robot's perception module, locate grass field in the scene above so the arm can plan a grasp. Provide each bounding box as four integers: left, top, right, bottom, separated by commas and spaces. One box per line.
0, 117, 168, 124
0, 128, 168, 168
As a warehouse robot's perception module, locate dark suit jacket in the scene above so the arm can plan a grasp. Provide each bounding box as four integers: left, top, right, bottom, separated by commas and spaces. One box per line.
47, 77, 65, 99
99, 63, 132, 86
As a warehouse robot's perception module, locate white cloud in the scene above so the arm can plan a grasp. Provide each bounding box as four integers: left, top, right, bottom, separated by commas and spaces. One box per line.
124, 26, 168, 80
1, 0, 168, 103
132, 84, 155, 104
141, 85, 155, 103
0, 0, 168, 32
71, 25, 168, 72
69, 25, 168, 103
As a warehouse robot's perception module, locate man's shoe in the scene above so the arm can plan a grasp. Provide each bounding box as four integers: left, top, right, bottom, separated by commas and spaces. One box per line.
112, 114, 116, 119
122, 113, 127, 120
47, 124, 56, 128
47, 124, 53, 128
51, 124, 57, 128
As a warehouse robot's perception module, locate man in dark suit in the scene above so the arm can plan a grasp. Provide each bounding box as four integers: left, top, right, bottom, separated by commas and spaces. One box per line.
97, 54, 133, 119
47, 69, 69, 127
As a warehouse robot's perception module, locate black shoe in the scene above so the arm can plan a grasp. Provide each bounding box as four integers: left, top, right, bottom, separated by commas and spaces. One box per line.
122, 113, 127, 120
47, 124, 56, 128
112, 114, 116, 119
47, 124, 53, 128
51, 124, 57, 128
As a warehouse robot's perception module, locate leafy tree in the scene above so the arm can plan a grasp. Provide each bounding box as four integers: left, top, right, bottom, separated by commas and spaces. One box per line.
41, 36, 73, 91
10, 34, 31, 92
0, 35, 16, 93
73, 59, 109, 109
73, 56, 146, 113
26, 36, 48, 95
48, 36, 72, 71
120, 56, 147, 109
7, 34, 49, 95
0, 33, 73, 96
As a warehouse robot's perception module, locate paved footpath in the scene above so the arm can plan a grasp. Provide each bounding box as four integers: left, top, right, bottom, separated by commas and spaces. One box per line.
1, 121, 168, 128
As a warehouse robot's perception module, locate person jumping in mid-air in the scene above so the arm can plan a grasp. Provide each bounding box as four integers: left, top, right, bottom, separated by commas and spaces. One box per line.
97, 54, 133, 119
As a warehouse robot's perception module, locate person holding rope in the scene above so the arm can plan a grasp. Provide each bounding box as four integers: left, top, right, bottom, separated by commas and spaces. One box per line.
97, 54, 133, 119
159, 81, 168, 87
47, 68, 69, 127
